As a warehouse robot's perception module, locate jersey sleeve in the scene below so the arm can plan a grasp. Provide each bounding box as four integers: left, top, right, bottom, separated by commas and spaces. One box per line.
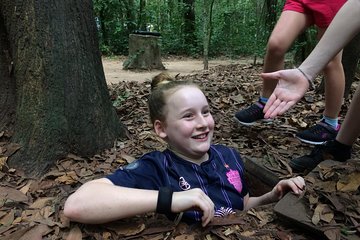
106, 151, 167, 190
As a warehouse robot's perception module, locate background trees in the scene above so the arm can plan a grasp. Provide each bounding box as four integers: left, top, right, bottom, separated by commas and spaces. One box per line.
94, 0, 359, 95
93, 0, 280, 57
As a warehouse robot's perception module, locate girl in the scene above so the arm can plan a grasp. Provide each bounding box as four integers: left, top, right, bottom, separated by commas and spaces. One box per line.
64, 75, 305, 227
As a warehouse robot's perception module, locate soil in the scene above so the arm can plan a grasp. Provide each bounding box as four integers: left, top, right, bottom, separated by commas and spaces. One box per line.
102, 56, 260, 84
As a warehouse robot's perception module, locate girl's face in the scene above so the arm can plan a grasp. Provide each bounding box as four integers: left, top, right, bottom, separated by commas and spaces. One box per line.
154, 86, 214, 162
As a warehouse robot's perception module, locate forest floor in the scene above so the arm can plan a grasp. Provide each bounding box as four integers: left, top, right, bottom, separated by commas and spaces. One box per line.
102, 55, 259, 84
1, 57, 360, 240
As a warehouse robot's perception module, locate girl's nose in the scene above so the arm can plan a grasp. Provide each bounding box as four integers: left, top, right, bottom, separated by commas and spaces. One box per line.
196, 115, 208, 127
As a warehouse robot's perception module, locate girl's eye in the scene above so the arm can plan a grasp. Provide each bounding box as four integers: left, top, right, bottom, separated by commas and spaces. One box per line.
203, 109, 210, 115
183, 113, 193, 118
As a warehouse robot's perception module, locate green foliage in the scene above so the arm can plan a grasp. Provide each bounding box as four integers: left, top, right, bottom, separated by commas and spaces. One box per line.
112, 91, 130, 108
292, 26, 318, 65
93, 0, 132, 55
92, 0, 286, 58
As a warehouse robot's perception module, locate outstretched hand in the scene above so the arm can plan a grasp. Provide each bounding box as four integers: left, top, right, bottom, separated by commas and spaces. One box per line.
261, 69, 310, 118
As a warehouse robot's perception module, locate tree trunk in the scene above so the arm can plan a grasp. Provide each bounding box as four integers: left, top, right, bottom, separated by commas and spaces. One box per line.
0, 0, 126, 177
262, 0, 278, 33
126, 0, 136, 34
183, 0, 196, 48
138, 0, 146, 31
0, 12, 15, 134
203, 0, 215, 70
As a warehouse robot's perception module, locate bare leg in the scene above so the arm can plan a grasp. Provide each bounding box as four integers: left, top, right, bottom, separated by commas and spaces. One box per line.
262, 11, 311, 97
317, 28, 345, 120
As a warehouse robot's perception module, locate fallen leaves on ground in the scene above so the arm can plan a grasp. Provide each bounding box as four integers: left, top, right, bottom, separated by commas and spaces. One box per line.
1, 63, 360, 239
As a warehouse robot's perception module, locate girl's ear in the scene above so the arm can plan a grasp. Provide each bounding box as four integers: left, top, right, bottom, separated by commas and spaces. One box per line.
154, 120, 167, 139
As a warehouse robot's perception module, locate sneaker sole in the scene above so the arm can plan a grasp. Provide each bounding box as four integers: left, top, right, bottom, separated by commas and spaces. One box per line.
296, 136, 327, 145
233, 117, 273, 127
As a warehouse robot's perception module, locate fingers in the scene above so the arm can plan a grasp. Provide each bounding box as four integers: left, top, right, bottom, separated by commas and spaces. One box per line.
199, 194, 215, 226
269, 99, 291, 118
286, 176, 306, 195
275, 176, 306, 200
263, 93, 276, 115
172, 189, 215, 227
264, 97, 284, 119
260, 72, 280, 81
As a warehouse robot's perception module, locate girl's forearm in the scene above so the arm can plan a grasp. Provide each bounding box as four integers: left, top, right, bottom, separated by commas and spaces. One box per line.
244, 191, 276, 210
64, 179, 158, 224
299, 0, 360, 80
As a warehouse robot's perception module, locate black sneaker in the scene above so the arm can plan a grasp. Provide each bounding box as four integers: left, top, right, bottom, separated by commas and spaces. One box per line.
234, 101, 271, 126
289, 140, 351, 173
296, 119, 339, 145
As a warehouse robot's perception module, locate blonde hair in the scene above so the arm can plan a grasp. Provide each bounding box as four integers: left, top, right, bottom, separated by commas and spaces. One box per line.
148, 72, 198, 124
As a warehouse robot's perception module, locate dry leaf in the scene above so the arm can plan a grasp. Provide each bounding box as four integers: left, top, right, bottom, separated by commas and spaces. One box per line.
107, 222, 146, 236
55, 171, 78, 184
312, 204, 326, 225
241, 230, 255, 237
174, 234, 195, 240
0, 210, 14, 226
29, 197, 55, 209
323, 228, 340, 240
0, 186, 28, 202
0, 156, 8, 170
66, 226, 82, 240
19, 224, 51, 240
337, 172, 360, 192
320, 205, 334, 223
19, 180, 33, 194
120, 153, 136, 163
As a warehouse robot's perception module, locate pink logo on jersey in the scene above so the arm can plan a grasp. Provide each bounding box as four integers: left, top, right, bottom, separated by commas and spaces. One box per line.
226, 169, 242, 193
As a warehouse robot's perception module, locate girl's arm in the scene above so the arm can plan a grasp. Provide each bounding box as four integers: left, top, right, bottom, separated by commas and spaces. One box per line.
64, 178, 215, 226
243, 176, 305, 210
64, 178, 159, 223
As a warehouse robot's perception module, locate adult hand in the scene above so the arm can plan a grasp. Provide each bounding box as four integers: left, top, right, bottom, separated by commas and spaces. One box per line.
272, 176, 306, 201
261, 69, 310, 118
172, 188, 214, 227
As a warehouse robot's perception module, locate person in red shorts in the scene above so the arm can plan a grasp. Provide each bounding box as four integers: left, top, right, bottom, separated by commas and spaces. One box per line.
235, 0, 346, 145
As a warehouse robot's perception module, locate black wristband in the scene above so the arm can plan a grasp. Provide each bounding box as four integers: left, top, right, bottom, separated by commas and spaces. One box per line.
156, 187, 173, 214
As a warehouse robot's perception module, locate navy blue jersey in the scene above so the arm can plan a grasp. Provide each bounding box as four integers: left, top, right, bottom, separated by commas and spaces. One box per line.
106, 144, 249, 223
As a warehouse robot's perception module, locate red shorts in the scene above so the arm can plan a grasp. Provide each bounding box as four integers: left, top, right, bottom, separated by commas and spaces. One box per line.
283, 0, 347, 28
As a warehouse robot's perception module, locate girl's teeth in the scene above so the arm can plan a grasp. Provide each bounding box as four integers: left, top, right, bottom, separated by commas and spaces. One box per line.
194, 134, 206, 139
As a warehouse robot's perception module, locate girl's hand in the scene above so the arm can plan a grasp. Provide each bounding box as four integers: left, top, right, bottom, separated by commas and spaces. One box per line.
271, 176, 306, 201
171, 188, 214, 227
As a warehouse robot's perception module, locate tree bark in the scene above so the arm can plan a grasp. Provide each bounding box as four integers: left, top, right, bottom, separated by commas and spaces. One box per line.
138, 0, 146, 31
183, 0, 196, 48
126, 0, 136, 34
202, 0, 215, 70
0, 11, 15, 134
0, 0, 126, 177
